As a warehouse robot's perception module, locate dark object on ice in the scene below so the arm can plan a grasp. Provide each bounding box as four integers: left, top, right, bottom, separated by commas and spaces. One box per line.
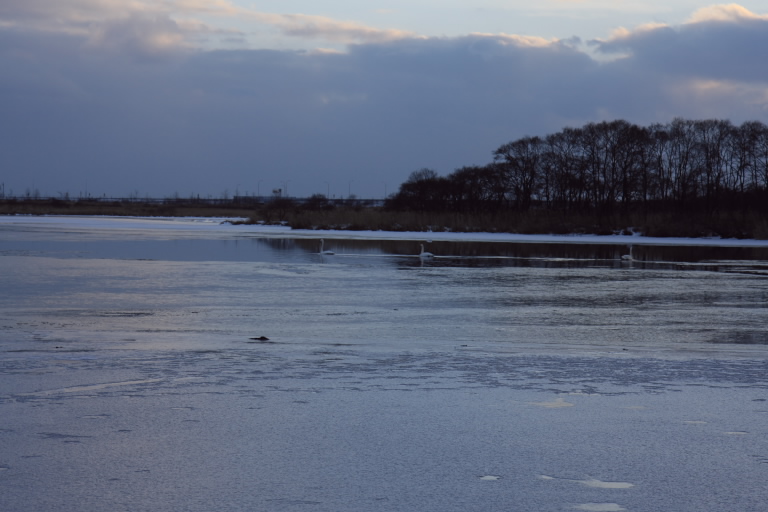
249, 336, 271, 341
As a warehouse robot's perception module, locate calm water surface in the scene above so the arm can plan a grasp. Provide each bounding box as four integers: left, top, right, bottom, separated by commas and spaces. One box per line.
2, 217, 767, 354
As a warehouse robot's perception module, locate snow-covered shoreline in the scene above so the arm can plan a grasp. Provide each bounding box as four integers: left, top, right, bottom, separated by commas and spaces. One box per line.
3, 214, 768, 247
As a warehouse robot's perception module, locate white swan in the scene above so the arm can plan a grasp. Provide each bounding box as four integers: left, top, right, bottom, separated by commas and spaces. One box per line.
319, 239, 335, 255
621, 245, 633, 261
419, 243, 434, 259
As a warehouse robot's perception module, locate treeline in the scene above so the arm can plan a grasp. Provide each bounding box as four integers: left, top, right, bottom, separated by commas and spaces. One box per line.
387, 118, 768, 220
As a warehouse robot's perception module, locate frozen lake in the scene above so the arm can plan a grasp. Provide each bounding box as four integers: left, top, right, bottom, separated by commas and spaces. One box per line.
2, 216, 768, 511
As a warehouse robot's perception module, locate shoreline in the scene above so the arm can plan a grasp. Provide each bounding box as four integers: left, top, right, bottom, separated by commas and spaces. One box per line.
3, 213, 768, 248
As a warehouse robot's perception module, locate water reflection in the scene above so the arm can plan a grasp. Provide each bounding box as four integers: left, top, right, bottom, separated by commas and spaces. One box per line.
714, 330, 768, 344
289, 238, 768, 271
3, 250, 767, 352
320, 239, 768, 273
3, 231, 768, 273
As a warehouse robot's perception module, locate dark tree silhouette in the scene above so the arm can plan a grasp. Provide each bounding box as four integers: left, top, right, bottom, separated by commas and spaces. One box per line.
385, 117, 768, 235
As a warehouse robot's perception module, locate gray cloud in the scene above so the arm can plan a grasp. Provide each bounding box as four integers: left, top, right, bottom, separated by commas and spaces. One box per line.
595, 5, 768, 83
1, 5, 768, 199
253, 12, 419, 44
0, 1, 419, 51
84, 14, 191, 59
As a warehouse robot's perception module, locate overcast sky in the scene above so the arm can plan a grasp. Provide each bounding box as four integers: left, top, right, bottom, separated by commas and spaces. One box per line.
2, 2, 768, 199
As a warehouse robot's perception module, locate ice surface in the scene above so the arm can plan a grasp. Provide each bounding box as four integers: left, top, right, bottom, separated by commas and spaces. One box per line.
2, 215, 768, 512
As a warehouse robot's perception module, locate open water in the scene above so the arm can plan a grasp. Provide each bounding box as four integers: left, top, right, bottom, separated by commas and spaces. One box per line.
1, 216, 768, 511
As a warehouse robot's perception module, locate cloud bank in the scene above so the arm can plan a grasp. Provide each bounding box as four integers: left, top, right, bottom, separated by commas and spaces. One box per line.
1, 3, 767, 198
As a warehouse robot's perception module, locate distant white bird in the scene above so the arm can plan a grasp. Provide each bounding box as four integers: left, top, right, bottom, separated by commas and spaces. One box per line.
319, 239, 335, 255
621, 245, 633, 261
419, 243, 434, 259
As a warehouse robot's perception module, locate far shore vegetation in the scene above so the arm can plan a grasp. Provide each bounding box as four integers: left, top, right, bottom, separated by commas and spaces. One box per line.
3, 117, 768, 239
